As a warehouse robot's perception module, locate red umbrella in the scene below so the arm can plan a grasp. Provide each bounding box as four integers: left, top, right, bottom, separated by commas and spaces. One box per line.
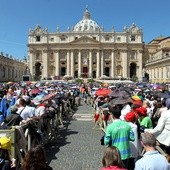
31, 88, 41, 95
95, 88, 112, 97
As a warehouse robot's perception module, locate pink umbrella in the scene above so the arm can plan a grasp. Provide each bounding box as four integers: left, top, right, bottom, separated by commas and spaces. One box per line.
31, 88, 41, 95
41, 93, 55, 101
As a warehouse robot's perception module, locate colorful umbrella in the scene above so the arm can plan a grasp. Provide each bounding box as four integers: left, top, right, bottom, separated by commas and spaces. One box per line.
132, 95, 142, 101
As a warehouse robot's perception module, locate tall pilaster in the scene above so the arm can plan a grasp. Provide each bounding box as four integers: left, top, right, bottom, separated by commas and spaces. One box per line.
55, 50, 60, 76
122, 50, 128, 78
111, 50, 115, 78
89, 50, 92, 78
70, 50, 74, 77
67, 50, 70, 75
101, 50, 104, 76
138, 50, 143, 81
78, 50, 81, 77
96, 50, 100, 78
28, 50, 33, 76
42, 50, 48, 78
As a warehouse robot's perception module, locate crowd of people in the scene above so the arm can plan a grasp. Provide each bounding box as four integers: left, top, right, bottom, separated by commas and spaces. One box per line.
0, 81, 170, 169
92, 83, 170, 169
0, 81, 81, 169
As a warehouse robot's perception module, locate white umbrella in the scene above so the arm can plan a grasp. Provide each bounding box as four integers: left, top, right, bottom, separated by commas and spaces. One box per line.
62, 75, 73, 80
99, 75, 110, 80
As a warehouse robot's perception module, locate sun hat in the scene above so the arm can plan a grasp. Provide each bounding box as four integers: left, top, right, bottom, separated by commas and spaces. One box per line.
0, 137, 11, 150
125, 111, 137, 123
135, 106, 147, 117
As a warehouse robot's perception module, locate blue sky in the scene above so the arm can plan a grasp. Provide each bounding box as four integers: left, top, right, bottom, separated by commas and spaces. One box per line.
0, 0, 170, 59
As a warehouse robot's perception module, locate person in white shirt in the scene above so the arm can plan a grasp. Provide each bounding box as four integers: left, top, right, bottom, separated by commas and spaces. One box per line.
125, 111, 140, 170
16, 98, 26, 115
120, 103, 131, 120
20, 99, 35, 120
145, 98, 170, 155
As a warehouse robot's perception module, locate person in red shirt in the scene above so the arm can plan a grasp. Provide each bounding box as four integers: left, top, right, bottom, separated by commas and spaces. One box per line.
101, 146, 127, 170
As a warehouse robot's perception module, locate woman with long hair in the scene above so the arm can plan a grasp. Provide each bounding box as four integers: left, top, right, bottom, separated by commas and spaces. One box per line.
22, 145, 53, 170
101, 146, 127, 170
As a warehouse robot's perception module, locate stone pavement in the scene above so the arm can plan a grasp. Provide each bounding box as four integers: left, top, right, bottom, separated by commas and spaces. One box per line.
45, 101, 105, 170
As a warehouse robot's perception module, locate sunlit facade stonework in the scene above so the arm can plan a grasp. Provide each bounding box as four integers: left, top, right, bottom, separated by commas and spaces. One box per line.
0, 52, 27, 82
28, 8, 144, 81
144, 37, 170, 83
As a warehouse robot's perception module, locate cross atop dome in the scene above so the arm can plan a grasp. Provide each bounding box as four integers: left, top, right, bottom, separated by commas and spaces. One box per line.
83, 5, 90, 20
86, 4, 88, 10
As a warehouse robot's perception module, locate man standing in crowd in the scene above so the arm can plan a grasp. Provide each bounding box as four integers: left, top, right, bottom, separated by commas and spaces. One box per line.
135, 132, 170, 170
104, 104, 135, 169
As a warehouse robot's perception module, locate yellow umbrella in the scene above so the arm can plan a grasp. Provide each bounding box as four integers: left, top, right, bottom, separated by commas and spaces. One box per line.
31, 81, 37, 84
103, 83, 108, 87
7, 81, 13, 85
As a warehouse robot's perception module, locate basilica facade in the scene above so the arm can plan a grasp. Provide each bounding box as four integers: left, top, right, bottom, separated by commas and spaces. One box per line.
28, 7, 144, 81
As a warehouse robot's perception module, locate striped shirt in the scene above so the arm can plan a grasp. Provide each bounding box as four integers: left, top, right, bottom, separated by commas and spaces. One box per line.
104, 119, 135, 160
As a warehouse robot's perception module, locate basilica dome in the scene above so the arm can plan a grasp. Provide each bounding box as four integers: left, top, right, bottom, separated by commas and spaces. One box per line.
73, 7, 101, 32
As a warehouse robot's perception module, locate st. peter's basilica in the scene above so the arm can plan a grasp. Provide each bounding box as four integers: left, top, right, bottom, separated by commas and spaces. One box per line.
28, 7, 144, 81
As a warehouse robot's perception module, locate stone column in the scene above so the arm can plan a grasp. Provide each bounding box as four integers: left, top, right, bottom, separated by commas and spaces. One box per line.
89, 50, 92, 78
96, 50, 100, 78
101, 50, 104, 76
111, 50, 115, 78
122, 50, 128, 78
42, 50, 48, 78
70, 50, 74, 77
6, 67, 8, 81
28, 50, 33, 76
78, 50, 81, 77
67, 50, 70, 75
55, 50, 60, 76
138, 50, 143, 81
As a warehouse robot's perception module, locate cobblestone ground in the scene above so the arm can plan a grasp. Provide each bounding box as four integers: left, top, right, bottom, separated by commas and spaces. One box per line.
45, 101, 105, 170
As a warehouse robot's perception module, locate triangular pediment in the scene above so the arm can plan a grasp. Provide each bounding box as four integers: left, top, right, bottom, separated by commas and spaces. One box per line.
70, 36, 100, 45
29, 25, 48, 35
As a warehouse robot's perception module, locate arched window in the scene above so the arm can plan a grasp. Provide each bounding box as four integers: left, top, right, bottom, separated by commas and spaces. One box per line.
130, 63, 137, 78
